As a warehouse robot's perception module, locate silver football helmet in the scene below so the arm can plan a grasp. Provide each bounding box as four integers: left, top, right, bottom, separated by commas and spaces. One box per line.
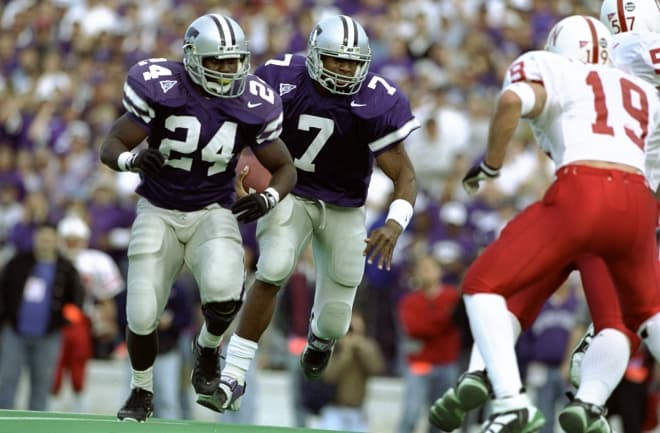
306, 15, 372, 95
545, 15, 612, 65
183, 14, 250, 98
600, 0, 660, 34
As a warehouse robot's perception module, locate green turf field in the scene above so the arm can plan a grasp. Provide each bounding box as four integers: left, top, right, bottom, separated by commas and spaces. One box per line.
0, 410, 347, 433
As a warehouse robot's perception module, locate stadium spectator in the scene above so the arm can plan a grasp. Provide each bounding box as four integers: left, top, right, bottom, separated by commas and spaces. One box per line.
0, 223, 84, 411
396, 254, 462, 433
319, 308, 385, 432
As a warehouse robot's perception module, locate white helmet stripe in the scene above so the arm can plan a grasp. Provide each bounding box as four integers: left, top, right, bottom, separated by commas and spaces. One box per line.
210, 14, 235, 45
340, 15, 356, 47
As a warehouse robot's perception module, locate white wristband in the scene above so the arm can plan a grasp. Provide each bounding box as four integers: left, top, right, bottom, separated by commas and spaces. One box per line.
117, 151, 134, 172
264, 187, 280, 204
386, 199, 413, 230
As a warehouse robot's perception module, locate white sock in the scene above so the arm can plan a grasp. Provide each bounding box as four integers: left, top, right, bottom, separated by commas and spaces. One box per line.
130, 366, 154, 393
197, 323, 223, 349
576, 328, 629, 406
223, 334, 258, 384
467, 311, 521, 372
464, 293, 523, 398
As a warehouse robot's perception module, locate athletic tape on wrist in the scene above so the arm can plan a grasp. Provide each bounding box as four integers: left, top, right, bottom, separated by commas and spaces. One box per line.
479, 161, 500, 177
264, 187, 280, 204
117, 152, 134, 172
386, 199, 413, 230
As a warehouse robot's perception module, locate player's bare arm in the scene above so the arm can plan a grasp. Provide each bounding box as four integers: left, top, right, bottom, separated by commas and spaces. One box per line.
99, 113, 165, 177
253, 138, 297, 200
485, 82, 546, 168
364, 142, 416, 271
463, 82, 546, 194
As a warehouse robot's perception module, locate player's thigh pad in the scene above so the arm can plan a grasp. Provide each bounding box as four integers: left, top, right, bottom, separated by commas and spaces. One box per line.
255, 196, 311, 286
309, 206, 366, 338
126, 208, 183, 334
185, 207, 245, 304
318, 205, 367, 287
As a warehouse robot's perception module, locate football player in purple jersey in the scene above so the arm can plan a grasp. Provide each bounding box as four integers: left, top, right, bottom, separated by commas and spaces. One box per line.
98, 13, 296, 421
213, 14, 419, 412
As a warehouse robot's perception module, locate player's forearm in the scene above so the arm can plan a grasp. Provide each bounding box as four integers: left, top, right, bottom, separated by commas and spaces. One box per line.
100, 136, 133, 171
484, 91, 522, 169
267, 163, 297, 200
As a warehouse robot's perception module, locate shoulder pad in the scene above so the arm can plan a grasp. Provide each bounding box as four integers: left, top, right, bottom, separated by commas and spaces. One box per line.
349, 73, 409, 119
255, 54, 307, 98
125, 59, 189, 109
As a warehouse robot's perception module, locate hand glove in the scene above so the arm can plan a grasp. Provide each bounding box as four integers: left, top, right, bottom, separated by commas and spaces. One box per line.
126, 149, 166, 177
231, 190, 278, 223
462, 161, 500, 195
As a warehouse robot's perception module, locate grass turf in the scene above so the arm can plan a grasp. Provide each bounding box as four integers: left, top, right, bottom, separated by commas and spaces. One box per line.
0, 410, 346, 433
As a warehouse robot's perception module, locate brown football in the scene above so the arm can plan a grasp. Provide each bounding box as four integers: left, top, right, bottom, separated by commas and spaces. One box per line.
236, 149, 272, 193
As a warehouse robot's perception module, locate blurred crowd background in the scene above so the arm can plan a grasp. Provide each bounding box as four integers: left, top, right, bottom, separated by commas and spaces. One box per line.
0, 0, 659, 432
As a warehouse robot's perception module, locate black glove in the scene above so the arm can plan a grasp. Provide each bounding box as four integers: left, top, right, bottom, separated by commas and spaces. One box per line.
462, 161, 500, 194
231, 190, 278, 223
126, 149, 166, 177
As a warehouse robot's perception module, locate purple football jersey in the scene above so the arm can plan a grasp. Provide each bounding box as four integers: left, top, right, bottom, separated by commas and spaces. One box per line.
122, 58, 283, 211
255, 54, 419, 207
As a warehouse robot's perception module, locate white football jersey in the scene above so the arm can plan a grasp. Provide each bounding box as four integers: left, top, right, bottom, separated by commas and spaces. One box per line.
610, 31, 660, 190
611, 31, 660, 86
75, 249, 124, 302
503, 50, 660, 188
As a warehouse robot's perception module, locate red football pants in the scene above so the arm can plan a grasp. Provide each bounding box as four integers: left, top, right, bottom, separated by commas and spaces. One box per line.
463, 164, 660, 334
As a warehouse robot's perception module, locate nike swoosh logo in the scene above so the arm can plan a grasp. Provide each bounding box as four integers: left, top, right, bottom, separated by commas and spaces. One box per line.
350, 101, 367, 107
247, 102, 263, 108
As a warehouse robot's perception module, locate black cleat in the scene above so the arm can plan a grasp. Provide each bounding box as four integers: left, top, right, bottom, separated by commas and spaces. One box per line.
300, 333, 335, 380
191, 337, 221, 409
117, 387, 153, 422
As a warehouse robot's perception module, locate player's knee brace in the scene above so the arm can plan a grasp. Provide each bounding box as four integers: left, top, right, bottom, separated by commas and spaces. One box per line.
638, 312, 660, 361
313, 302, 352, 339
202, 300, 243, 336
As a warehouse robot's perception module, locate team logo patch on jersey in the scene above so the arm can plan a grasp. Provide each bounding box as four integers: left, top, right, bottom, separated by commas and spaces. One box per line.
159, 80, 178, 94
279, 83, 296, 96
579, 40, 588, 48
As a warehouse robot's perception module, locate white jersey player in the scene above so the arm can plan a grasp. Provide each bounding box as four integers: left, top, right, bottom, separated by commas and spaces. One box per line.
601, 0, 660, 192
444, 13, 660, 433
58, 215, 124, 337
506, 52, 660, 176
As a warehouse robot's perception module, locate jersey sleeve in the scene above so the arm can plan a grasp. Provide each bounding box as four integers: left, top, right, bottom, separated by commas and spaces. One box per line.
502, 51, 546, 88
364, 95, 420, 154
355, 75, 420, 154
250, 76, 284, 149
122, 61, 160, 129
